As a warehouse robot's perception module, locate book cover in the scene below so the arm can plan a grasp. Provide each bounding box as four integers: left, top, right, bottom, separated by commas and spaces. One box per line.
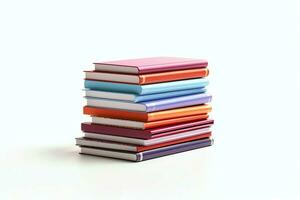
82, 119, 213, 139
85, 93, 212, 112
84, 104, 211, 122
76, 132, 211, 152
85, 68, 209, 84
94, 57, 208, 74
84, 78, 209, 95
84, 87, 207, 103
80, 138, 213, 161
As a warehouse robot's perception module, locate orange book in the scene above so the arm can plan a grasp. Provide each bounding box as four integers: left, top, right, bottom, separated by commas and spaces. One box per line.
142, 114, 208, 129
139, 68, 209, 84
85, 68, 209, 85
84, 104, 212, 122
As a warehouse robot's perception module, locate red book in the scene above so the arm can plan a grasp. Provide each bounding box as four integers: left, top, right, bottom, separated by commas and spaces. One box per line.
81, 119, 214, 139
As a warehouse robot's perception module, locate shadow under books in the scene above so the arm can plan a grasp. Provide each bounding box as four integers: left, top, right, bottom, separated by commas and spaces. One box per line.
38, 145, 130, 164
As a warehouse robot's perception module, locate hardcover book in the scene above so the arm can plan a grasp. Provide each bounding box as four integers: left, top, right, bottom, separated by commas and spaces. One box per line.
84, 88, 206, 102
84, 78, 209, 95
94, 57, 208, 74
91, 114, 209, 129
83, 127, 211, 145
80, 138, 213, 161
83, 104, 212, 122
85, 68, 209, 84
76, 132, 211, 152
81, 119, 214, 139
85, 93, 212, 112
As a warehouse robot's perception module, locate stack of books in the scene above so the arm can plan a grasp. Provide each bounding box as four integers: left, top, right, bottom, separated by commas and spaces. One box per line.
77, 57, 214, 162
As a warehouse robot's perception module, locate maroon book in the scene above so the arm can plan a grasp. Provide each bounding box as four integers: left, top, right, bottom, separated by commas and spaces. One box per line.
81, 119, 214, 139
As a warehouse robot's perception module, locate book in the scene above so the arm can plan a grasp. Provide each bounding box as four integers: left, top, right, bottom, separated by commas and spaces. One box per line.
81, 119, 214, 139
91, 114, 209, 129
79, 138, 213, 161
83, 127, 211, 145
94, 57, 208, 74
85, 68, 209, 84
85, 93, 212, 112
84, 88, 207, 102
76, 132, 211, 152
84, 78, 209, 95
83, 104, 212, 122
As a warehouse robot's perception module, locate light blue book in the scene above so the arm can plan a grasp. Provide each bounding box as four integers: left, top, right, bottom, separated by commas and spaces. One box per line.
84, 78, 209, 95
135, 88, 206, 102
84, 88, 207, 102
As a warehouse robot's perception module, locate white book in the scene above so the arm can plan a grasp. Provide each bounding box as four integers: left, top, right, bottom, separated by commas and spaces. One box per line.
85, 90, 136, 102
83, 127, 211, 146
86, 97, 146, 111
92, 116, 146, 129
76, 138, 137, 151
85, 71, 140, 84
94, 64, 138, 74
80, 147, 138, 161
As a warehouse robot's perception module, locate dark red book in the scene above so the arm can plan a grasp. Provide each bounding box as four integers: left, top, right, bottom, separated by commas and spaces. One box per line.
81, 119, 214, 139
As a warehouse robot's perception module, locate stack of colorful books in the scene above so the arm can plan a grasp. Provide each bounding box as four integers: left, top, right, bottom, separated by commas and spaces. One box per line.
76, 57, 214, 162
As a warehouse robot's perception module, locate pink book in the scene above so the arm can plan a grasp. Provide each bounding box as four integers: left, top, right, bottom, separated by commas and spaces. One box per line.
94, 57, 208, 74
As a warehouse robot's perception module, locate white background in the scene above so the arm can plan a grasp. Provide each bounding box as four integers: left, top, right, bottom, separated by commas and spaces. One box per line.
0, 0, 300, 199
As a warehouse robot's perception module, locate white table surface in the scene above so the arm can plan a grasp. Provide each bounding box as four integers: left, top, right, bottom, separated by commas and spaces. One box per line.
0, 0, 300, 199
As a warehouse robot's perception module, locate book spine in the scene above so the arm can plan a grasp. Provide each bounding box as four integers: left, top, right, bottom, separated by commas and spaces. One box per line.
136, 153, 142, 161
139, 75, 146, 84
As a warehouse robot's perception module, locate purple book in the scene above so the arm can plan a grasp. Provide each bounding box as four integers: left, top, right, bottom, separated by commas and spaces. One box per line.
86, 93, 212, 112
144, 93, 211, 112
79, 138, 213, 161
